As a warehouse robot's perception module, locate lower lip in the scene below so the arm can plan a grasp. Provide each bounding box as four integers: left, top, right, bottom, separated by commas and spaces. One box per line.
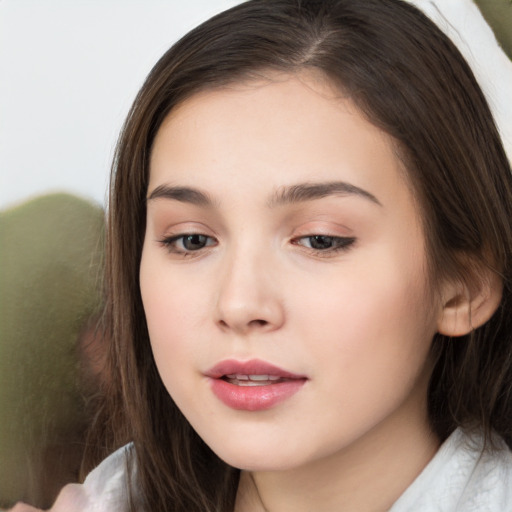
209, 378, 306, 411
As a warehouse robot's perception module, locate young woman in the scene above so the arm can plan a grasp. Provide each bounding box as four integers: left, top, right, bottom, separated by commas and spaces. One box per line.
11, 0, 512, 510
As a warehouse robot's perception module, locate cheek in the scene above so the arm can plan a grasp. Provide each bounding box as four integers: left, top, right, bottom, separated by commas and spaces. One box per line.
139, 253, 205, 385
292, 247, 437, 393
287, 270, 436, 456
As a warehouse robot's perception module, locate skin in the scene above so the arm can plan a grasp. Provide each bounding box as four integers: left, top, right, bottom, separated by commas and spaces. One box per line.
140, 72, 445, 511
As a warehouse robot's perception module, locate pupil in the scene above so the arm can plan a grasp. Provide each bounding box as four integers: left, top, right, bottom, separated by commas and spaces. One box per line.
310, 235, 333, 249
184, 234, 207, 250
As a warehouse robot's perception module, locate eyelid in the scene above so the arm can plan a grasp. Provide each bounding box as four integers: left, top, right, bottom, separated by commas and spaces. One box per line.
154, 220, 218, 242
291, 219, 353, 236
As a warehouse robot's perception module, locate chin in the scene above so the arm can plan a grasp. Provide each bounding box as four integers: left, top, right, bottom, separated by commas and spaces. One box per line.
203, 435, 310, 472
219, 451, 301, 472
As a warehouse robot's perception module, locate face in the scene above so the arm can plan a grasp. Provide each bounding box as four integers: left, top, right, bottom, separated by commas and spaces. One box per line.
140, 73, 442, 472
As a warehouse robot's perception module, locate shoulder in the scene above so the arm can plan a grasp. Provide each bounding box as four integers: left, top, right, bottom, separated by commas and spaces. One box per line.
391, 429, 512, 511
47, 444, 135, 512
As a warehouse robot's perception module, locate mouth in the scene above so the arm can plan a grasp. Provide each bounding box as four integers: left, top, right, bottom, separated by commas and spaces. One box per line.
205, 359, 307, 411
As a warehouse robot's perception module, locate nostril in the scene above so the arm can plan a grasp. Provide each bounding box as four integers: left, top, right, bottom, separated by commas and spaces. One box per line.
250, 319, 268, 327
216, 317, 270, 332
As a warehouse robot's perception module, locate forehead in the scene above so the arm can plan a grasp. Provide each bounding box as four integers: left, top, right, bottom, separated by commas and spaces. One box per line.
149, 73, 411, 213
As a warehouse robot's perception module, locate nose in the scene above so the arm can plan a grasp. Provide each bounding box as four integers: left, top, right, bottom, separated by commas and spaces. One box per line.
214, 246, 285, 335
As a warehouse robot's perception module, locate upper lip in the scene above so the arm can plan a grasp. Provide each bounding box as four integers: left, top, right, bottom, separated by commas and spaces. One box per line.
205, 359, 306, 380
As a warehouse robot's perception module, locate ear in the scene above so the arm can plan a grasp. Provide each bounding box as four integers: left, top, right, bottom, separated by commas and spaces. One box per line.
437, 267, 503, 337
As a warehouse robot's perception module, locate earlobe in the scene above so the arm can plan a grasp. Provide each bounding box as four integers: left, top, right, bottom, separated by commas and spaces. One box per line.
437, 269, 502, 337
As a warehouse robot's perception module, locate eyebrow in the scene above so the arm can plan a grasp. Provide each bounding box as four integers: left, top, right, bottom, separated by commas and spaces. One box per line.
147, 185, 213, 206
268, 181, 382, 207
147, 181, 381, 208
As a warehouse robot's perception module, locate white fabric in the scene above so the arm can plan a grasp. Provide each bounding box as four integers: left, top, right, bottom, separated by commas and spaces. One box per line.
45, 445, 132, 512
408, 0, 512, 162
390, 429, 512, 511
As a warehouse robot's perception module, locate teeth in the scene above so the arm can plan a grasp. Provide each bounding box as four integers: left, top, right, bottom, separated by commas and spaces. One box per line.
224, 374, 283, 386
226, 374, 281, 381
237, 380, 269, 387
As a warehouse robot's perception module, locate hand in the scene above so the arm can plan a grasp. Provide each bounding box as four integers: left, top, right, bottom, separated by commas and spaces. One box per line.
4, 504, 43, 512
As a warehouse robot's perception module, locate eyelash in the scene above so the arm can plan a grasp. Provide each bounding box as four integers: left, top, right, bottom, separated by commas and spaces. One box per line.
159, 233, 356, 257
159, 234, 217, 255
291, 235, 356, 256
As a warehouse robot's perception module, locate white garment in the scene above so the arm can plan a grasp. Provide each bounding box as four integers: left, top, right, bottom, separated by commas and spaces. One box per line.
43, 428, 512, 512
44, 445, 132, 512
389, 429, 512, 511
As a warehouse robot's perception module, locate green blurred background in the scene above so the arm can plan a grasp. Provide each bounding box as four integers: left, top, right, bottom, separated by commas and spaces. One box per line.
475, 0, 512, 59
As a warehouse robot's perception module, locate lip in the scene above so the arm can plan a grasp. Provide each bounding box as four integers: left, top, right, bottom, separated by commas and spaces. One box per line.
205, 359, 307, 411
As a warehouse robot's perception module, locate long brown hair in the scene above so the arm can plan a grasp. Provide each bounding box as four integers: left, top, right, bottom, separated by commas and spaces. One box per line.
84, 1, 512, 510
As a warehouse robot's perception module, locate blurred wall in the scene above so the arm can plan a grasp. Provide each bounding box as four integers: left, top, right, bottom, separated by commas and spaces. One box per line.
0, 0, 242, 210
1, 0, 510, 212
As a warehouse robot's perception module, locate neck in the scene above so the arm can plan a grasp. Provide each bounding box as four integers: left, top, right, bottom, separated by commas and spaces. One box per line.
234, 384, 439, 512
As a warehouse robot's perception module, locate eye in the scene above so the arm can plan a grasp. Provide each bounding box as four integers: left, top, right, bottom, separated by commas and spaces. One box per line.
293, 235, 356, 252
159, 233, 217, 254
